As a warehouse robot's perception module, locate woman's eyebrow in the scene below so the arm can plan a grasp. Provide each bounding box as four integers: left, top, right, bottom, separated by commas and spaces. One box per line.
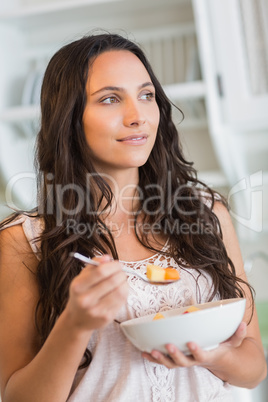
90, 81, 154, 96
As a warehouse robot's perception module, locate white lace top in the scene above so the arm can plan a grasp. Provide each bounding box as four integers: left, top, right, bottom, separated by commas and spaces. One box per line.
4, 215, 234, 402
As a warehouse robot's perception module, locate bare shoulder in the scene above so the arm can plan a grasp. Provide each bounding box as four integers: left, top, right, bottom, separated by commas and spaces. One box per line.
212, 201, 252, 298
0, 222, 39, 319
0, 223, 39, 271
212, 200, 237, 247
212, 199, 232, 223
0, 224, 40, 392
0, 221, 34, 252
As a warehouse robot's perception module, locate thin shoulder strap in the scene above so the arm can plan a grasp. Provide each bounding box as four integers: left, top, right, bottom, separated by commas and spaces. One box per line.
2, 215, 43, 260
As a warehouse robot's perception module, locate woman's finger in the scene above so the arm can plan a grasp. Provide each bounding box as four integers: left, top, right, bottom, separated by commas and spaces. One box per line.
185, 342, 208, 363
165, 344, 196, 367
82, 280, 129, 327
223, 321, 247, 348
71, 260, 124, 293
77, 270, 127, 308
92, 254, 113, 263
142, 351, 177, 368
142, 345, 196, 369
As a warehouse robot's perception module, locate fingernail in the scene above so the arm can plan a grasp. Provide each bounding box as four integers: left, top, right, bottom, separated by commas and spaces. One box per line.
100, 254, 113, 262
167, 345, 175, 354
189, 343, 196, 351
152, 351, 159, 359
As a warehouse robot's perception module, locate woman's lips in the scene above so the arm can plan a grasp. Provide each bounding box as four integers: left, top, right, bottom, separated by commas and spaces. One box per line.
117, 134, 148, 145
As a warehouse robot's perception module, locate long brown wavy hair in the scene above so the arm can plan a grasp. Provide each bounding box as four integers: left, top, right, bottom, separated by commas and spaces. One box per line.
0, 33, 254, 368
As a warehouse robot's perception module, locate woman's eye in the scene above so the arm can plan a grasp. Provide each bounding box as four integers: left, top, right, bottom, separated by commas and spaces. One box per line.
100, 96, 119, 104
140, 92, 155, 101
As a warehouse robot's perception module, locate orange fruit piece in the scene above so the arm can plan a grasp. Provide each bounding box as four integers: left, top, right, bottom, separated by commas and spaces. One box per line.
164, 268, 180, 280
153, 312, 165, 320
146, 264, 166, 281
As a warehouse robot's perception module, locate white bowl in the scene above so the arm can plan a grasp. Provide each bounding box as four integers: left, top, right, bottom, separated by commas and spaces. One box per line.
120, 298, 246, 354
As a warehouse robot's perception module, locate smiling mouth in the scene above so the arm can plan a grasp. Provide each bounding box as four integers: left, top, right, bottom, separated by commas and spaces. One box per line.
117, 134, 148, 142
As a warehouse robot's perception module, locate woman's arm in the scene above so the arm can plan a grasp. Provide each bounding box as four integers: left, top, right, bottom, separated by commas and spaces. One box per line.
143, 201, 267, 388
0, 225, 128, 402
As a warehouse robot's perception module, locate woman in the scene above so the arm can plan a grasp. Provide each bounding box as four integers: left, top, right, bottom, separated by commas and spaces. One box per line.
0, 33, 266, 402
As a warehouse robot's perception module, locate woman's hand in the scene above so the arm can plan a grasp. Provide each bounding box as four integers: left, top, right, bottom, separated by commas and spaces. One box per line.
65, 255, 128, 332
142, 321, 247, 369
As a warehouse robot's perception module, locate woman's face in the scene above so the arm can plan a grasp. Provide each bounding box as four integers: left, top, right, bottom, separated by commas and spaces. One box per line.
83, 50, 160, 175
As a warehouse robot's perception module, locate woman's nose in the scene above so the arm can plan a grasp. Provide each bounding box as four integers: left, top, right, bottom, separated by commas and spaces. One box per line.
123, 100, 146, 127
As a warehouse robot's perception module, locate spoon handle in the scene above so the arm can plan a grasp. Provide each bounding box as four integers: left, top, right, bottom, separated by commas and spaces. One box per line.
70, 252, 139, 277
70, 251, 149, 281
70, 252, 100, 266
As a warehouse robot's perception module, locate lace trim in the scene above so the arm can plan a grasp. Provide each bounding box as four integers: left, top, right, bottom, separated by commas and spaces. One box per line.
144, 361, 175, 402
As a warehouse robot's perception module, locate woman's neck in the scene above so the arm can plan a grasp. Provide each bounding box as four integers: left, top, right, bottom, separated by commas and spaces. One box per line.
98, 167, 140, 216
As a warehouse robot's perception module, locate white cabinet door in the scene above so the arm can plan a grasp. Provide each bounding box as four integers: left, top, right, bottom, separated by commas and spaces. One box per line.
193, 0, 268, 132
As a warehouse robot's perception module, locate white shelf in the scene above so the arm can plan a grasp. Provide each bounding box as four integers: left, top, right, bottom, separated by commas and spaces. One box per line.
163, 81, 206, 100
180, 118, 208, 130
0, 0, 123, 19
134, 23, 196, 42
0, 105, 40, 123
0, 0, 184, 27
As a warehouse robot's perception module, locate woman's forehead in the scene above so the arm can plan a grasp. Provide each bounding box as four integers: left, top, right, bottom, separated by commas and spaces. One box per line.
87, 50, 152, 91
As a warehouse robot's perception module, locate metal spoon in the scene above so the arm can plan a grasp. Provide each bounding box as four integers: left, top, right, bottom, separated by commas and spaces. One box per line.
70, 252, 179, 285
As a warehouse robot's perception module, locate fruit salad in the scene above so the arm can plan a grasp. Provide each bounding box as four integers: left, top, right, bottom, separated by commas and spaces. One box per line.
146, 264, 180, 282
